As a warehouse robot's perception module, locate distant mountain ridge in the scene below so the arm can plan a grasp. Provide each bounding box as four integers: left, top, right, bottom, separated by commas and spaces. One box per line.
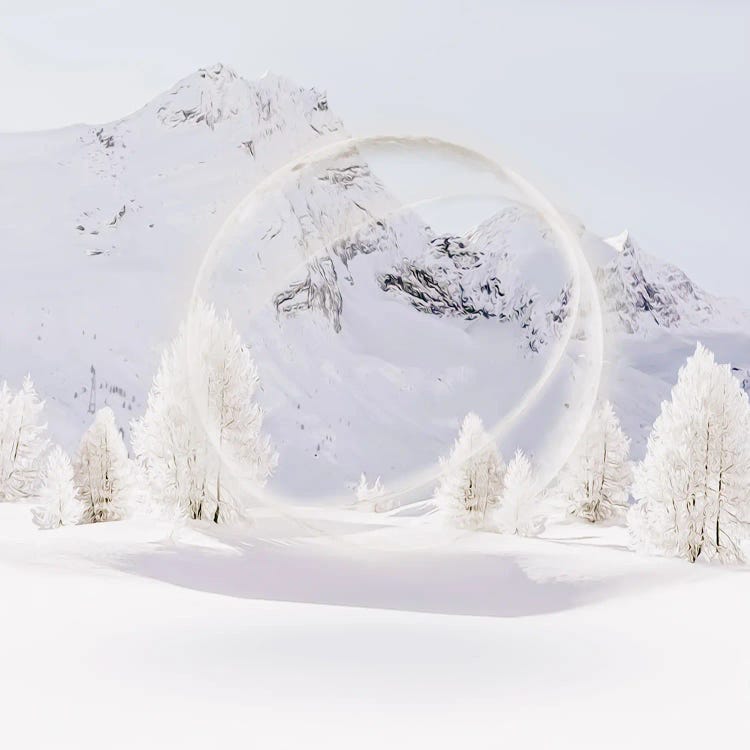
1, 62, 748, 498
596, 230, 747, 334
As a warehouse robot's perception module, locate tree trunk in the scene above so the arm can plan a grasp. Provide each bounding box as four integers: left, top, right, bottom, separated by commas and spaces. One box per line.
213, 470, 221, 524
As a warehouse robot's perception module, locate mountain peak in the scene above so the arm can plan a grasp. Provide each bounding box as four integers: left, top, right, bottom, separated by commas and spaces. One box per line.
191, 62, 239, 82
595, 231, 726, 333
150, 62, 256, 129
605, 230, 635, 255
135, 64, 342, 146
179, 64, 304, 99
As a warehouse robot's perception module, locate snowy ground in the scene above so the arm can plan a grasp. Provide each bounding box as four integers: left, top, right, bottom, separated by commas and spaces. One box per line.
2, 503, 748, 749
4, 64, 750, 749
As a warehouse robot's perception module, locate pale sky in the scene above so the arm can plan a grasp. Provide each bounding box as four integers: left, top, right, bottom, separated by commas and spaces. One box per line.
2, 0, 748, 300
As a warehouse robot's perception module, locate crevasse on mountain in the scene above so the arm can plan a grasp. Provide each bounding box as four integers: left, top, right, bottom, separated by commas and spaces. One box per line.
0, 63, 748, 499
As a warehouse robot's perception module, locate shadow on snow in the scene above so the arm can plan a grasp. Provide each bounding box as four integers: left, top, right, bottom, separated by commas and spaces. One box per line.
108, 522, 620, 618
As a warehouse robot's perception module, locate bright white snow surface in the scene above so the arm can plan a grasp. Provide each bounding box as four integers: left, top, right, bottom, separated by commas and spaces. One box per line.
2, 502, 748, 750
3, 65, 750, 749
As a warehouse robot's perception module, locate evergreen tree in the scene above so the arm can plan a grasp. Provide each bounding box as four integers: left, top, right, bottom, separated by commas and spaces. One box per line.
75, 407, 131, 523
132, 341, 206, 521
133, 300, 277, 524
33, 446, 81, 529
0, 375, 48, 501
494, 449, 545, 536
558, 400, 632, 522
354, 473, 385, 507
433, 412, 505, 528
629, 343, 750, 562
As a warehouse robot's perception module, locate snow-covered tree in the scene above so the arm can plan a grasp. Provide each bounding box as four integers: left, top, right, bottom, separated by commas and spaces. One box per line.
75, 407, 132, 523
494, 449, 545, 536
131, 342, 203, 521
33, 446, 81, 529
433, 412, 505, 528
558, 400, 632, 522
0, 375, 48, 501
629, 343, 750, 562
132, 300, 277, 524
355, 473, 384, 504
350, 473, 397, 512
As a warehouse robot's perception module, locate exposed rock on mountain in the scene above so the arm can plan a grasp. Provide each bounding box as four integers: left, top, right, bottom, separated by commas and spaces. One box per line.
1, 62, 748, 498
377, 207, 571, 353
596, 230, 730, 333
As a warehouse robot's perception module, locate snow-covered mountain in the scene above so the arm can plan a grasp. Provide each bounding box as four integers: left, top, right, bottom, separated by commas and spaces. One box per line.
1, 63, 748, 500
587, 229, 750, 458
595, 230, 747, 334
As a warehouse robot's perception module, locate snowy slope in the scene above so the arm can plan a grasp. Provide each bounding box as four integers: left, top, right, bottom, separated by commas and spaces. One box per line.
0, 64, 345, 447
1, 503, 749, 750
587, 230, 750, 457
1, 63, 748, 500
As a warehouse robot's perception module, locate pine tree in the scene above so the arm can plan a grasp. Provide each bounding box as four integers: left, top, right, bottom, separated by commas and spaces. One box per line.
75, 407, 132, 523
355, 474, 383, 502
132, 342, 205, 521
0, 375, 48, 501
33, 447, 81, 529
352, 473, 386, 510
558, 400, 632, 522
433, 412, 505, 528
629, 343, 750, 562
132, 300, 277, 524
494, 449, 545, 536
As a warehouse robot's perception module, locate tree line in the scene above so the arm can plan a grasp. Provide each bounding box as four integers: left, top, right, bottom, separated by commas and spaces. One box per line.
425, 342, 750, 563
1, 300, 276, 529
2, 305, 749, 564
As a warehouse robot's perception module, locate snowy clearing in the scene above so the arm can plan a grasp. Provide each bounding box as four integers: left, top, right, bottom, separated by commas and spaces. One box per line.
2, 503, 748, 749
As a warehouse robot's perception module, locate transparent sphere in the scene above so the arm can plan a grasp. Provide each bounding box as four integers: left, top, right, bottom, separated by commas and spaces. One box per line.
191, 136, 603, 506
